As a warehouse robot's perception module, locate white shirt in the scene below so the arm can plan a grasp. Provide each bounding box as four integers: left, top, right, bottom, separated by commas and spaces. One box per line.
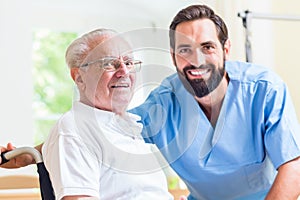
43, 101, 173, 200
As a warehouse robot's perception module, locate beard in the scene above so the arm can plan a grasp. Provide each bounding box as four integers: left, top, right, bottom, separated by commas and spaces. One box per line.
177, 61, 225, 98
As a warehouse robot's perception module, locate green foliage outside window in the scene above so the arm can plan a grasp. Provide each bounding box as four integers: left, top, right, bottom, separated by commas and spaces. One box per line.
32, 30, 77, 144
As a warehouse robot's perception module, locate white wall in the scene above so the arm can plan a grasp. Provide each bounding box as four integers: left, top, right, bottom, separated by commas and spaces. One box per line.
272, 1, 300, 120
0, 0, 35, 175
0, 0, 34, 147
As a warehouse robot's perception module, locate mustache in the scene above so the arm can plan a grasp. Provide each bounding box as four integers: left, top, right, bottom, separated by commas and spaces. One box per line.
183, 63, 215, 74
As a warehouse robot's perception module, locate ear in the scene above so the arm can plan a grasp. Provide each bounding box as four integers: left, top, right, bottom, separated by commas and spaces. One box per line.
170, 48, 177, 66
70, 67, 82, 83
71, 68, 86, 92
223, 39, 231, 60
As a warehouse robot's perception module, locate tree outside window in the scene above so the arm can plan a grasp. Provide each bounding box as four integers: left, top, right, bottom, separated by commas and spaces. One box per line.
32, 30, 77, 144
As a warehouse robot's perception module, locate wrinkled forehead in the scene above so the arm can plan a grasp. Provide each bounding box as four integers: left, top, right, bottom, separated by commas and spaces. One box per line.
85, 35, 133, 62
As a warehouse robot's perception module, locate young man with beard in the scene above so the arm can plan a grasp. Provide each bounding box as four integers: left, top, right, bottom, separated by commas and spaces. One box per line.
1, 4, 300, 200
131, 4, 300, 200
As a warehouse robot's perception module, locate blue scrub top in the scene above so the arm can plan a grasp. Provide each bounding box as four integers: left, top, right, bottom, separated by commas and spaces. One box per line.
130, 61, 300, 200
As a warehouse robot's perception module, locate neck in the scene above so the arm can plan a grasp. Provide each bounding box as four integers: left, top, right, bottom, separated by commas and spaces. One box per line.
112, 106, 127, 116
79, 98, 127, 116
195, 74, 229, 127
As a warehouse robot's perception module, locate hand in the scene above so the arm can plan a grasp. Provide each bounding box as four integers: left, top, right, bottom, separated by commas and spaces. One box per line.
0, 142, 15, 163
0, 143, 34, 168
179, 195, 187, 200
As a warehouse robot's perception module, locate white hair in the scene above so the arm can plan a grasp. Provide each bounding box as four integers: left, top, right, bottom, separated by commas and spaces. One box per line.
65, 28, 117, 68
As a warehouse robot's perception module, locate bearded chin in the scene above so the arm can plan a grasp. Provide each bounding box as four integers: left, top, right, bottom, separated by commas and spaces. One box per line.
177, 63, 225, 98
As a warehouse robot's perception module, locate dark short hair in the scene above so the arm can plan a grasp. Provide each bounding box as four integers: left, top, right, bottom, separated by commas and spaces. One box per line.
169, 4, 228, 50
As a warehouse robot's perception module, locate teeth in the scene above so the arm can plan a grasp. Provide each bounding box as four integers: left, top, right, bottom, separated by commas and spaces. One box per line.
190, 69, 208, 76
112, 83, 129, 88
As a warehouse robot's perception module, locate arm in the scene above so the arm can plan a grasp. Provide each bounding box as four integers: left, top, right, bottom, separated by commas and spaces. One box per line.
265, 156, 300, 200
0, 142, 43, 168
43, 132, 100, 199
263, 79, 300, 199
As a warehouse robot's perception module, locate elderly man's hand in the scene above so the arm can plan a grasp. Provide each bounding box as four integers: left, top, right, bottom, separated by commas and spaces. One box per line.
0, 143, 34, 168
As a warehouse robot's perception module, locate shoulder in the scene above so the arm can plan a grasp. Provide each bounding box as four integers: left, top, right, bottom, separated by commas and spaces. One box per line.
226, 61, 284, 85
44, 105, 83, 143
53, 110, 77, 135
147, 73, 190, 101
154, 73, 181, 94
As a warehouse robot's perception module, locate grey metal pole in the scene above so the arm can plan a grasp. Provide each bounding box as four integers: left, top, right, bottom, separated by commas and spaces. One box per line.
238, 10, 252, 62
237, 10, 300, 63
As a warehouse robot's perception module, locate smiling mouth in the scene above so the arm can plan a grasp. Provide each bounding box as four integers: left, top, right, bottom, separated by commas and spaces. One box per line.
111, 83, 130, 88
186, 68, 210, 79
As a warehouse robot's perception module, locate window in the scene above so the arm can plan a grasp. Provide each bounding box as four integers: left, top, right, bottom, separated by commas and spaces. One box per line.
32, 30, 77, 144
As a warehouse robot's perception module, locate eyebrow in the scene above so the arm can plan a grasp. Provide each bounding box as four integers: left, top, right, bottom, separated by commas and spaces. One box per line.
103, 55, 133, 60
176, 44, 191, 49
176, 41, 217, 49
121, 55, 132, 60
200, 41, 217, 46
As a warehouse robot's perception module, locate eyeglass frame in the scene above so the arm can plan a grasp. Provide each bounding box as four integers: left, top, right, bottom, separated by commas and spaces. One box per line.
79, 56, 142, 73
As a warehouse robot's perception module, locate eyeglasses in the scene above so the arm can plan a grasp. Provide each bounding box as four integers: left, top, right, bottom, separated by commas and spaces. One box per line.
80, 57, 142, 73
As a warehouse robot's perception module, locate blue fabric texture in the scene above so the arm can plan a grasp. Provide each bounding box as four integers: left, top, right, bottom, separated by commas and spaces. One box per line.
130, 61, 300, 200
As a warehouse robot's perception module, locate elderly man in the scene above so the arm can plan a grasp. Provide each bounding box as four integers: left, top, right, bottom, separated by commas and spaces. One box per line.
0, 29, 173, 200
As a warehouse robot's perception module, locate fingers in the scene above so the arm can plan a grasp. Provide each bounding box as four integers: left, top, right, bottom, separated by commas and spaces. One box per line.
0, 143, 18, 167
0, 145, 9, 165
0, 142, 15, 153
0, 146, 6, 153
0, 144, 9, 162
0, 147, 4, 164
7, 142, 15, 150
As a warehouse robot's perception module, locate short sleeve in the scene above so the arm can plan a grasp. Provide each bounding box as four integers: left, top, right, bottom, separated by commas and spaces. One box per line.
264, 82, 300, 169
43, 132, 100, 199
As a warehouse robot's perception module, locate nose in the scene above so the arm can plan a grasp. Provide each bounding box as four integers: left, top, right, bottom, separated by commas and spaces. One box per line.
115, 62, 130, 77
190, 48, 206, 67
